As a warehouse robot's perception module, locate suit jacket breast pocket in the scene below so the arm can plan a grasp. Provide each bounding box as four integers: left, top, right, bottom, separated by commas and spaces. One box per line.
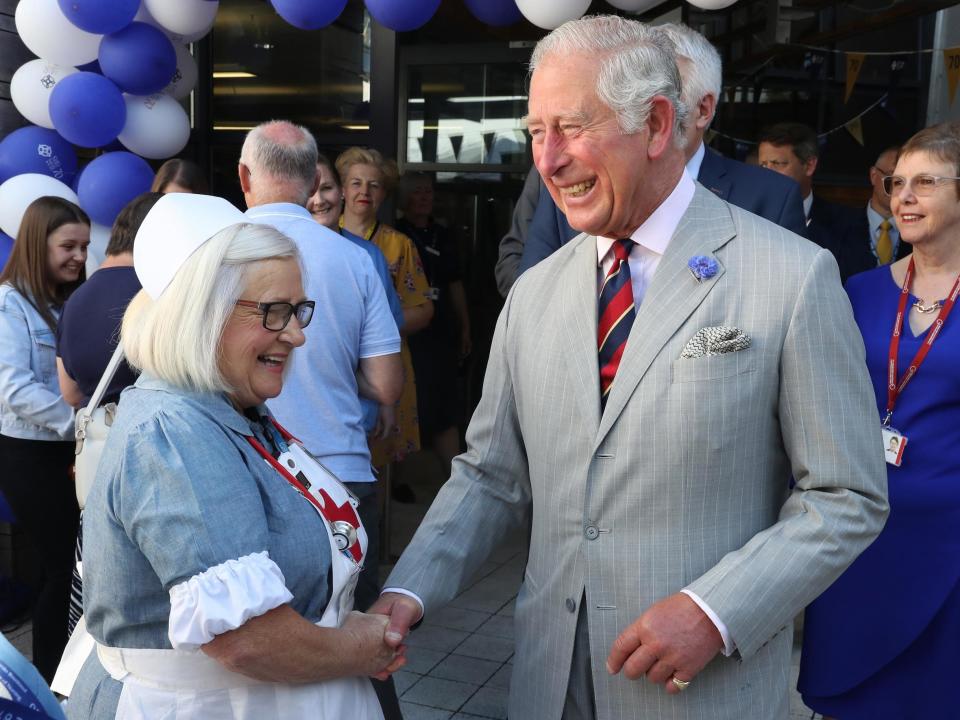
671, 352, 757, 384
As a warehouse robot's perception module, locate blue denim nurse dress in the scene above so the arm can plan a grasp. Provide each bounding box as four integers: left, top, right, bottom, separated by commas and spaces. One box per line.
65, 375, 380, 718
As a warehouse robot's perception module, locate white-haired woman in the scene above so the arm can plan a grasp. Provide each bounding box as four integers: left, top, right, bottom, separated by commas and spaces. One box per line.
65, 194, 402, 719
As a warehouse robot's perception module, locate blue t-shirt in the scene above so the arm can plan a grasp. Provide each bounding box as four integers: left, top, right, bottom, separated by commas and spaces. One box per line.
245, 204, 400, 482
56, 265, 141, 405
338, 226, 404, 430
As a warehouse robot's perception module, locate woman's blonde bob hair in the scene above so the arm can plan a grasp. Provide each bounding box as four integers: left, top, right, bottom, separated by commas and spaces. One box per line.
122, 222, 300, 394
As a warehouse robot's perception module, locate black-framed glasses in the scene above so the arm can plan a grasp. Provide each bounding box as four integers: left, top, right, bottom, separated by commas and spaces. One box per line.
882, 174, 960, 197
235, 299, 315, 331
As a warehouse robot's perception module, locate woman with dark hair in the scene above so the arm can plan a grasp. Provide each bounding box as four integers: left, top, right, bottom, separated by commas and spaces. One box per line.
0, 196, 89, 681
150, 158, 208, 195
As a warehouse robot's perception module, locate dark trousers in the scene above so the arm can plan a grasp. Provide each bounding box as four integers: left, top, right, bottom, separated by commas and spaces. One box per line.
345, 480, 402, 720
0, 435, 79, 683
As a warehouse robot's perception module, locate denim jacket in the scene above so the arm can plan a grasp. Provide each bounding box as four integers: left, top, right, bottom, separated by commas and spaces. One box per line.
0, 283, 74, 440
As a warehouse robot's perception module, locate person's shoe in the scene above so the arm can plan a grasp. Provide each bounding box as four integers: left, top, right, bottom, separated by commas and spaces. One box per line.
391, 482, 416, 503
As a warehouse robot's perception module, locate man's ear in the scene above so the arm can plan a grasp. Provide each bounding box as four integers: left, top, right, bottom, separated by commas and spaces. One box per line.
646, 95, 677, 159
238, 163, 252, 193
695, 93, 717, 131
803, 155, 819, 179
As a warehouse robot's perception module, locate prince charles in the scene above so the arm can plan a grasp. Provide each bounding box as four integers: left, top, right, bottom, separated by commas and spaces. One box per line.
374, 16, 888, 719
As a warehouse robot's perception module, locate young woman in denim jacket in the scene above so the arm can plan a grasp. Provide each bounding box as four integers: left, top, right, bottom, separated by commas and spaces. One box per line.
0, 196, 89, 682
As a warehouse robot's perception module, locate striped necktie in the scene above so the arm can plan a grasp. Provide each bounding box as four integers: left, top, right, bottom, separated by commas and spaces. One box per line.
598, 239, 635, 409
876, 219, 893, 264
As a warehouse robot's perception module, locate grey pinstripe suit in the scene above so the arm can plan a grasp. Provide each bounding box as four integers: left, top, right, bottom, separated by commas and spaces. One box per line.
387, 185, 888, 719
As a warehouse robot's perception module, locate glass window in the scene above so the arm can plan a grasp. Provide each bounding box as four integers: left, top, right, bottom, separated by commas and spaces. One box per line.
404, 62, 530, 170
211, 0, 370, 133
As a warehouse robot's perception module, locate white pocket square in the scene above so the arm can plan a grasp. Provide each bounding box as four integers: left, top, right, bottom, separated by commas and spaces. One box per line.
680, 326, 751, 359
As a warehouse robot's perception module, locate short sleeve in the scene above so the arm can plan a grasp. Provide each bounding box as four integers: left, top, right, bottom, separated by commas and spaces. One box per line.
113, 409, 274, 592
356, 252, 401, 359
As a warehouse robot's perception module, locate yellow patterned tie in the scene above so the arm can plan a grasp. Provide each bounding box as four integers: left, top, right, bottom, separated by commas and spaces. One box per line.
876, 219, 893, 265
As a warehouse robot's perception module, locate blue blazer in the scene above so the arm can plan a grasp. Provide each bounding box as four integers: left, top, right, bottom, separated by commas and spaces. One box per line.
518, 148, 808, 276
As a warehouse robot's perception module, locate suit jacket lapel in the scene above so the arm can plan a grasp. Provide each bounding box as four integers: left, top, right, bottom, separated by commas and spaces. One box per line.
557, 233, 603, 430
697, 149, 732, 202
595, 186, 736, 446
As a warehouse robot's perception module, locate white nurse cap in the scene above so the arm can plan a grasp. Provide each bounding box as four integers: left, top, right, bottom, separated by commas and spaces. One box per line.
134, 193, 247, 299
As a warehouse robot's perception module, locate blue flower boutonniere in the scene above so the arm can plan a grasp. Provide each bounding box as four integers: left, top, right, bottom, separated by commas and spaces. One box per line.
687, 255, 719, 283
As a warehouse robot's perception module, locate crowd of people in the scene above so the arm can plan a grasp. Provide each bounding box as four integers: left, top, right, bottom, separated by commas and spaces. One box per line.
0, 13, 957, 720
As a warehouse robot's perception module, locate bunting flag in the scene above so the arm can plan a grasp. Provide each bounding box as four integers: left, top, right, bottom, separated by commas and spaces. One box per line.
845, 53, 866, 103
846, 116, 864, 145
944, 47, 960, 105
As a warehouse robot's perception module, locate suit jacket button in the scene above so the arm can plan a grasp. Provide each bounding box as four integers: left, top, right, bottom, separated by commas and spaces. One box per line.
565, 598, 577, 613
585, 525, 599, 540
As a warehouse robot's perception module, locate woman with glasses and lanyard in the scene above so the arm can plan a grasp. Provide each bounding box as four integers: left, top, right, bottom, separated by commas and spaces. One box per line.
64, 194, 402, 719
799, 122, 960, 717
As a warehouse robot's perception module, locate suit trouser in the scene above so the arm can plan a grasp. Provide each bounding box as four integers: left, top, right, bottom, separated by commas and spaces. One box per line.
564, 595, 598, 720
344, 480, 402, 720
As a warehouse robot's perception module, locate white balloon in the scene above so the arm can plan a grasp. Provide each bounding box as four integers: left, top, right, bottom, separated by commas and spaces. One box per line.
606, 0, 663, 10
686, 0, 738, 8
516, 0, 590, 29
142, 0, 218, 38
165, 44, 199, 100
85, 223, 111, 276
15, 0, 102, 68
0, 173, 79, 238
117, 94, 191, 159
134, 3, 214, 43
10, 60, 79, 130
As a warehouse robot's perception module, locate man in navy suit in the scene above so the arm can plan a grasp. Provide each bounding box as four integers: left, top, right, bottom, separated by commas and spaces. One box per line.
514, 22, 807, 279
758, 122, 866, 282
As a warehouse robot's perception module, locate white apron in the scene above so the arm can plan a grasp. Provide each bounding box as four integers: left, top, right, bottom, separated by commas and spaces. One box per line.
55, 435, 383, 719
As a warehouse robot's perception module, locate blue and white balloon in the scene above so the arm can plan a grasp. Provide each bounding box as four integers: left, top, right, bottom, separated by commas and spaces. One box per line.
10, 60, 78, 130
364, 0, 440, 31
515, 0, 589, 29
142, 0, 218, 38
117, 93, 191, 159
270, 0, 348, 30
57, 0, 139, 34
15, 0, 102, 67
463, 0, 522, 26
0, 125, 78, 186
0, 173, 79, 239
165, 44, 199, 100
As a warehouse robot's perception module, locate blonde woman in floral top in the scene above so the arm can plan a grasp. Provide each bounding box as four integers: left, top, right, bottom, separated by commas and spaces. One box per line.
336, 147, 433, 468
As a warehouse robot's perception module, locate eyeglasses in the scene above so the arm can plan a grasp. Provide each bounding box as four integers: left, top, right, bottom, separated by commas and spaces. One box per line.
882, 174, 960, 197
235, 299, 315, 331
759, 159, 791, 169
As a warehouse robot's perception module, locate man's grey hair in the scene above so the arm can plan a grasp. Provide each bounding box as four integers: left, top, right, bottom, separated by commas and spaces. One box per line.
530, 15, 687, 146
657, 23, 722, 128
240, 120, 318, 204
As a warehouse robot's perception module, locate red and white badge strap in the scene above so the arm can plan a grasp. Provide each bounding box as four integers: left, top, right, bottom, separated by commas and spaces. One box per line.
246, 420, 364, 564
885, 257, 960, 426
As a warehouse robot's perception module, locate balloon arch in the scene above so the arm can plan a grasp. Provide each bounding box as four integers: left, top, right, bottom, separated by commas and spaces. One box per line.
0, 0, 736, 265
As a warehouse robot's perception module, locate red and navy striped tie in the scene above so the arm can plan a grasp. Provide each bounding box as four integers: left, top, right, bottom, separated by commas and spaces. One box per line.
598, 239, 635, 409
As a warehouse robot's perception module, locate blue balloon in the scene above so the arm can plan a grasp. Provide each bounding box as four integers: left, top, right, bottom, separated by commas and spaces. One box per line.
464, 0, 522, 26
99, 22, 177, 96
0, 232, 13, 273
76, 151, 154, 227
365, 0, 440, 31
49, 72, 126, 149
270, 0, 348, 29
0, 125, 78, 186
57, 0, 139, 34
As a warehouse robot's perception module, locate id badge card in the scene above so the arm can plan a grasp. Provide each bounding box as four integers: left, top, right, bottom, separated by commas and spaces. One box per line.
881, 426, 907, 467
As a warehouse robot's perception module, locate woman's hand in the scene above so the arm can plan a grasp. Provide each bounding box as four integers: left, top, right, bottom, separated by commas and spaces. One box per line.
202, 605, 405, 683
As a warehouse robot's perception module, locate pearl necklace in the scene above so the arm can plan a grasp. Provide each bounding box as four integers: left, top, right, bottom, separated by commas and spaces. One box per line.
913, 298, 944, 314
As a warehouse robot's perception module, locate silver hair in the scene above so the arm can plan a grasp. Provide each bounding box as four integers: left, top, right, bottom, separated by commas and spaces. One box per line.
530, 15, 687, 145
122, 223, 301, 396
657, 23, 722, 127
240, 120, 318, 204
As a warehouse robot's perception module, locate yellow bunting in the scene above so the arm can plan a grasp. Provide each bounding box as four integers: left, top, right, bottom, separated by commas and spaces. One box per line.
845, 53, 866, 104
944, 47, 960, 105
846, 116, 864, 146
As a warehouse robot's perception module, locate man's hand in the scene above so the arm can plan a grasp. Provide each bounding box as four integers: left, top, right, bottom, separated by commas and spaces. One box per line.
368, 592, 423, 649
606, 593, 724, 695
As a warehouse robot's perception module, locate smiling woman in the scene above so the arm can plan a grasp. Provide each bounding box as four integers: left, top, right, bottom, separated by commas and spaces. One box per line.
64, 193, 399, 720
0, 196, 89, 682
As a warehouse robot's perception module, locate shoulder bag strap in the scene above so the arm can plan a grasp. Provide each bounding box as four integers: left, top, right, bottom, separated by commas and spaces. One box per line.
82, 343, 126, 416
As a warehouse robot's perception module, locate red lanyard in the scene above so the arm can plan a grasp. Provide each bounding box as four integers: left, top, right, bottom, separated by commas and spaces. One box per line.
885, 258, 960, 423
245, 419, 363, 563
